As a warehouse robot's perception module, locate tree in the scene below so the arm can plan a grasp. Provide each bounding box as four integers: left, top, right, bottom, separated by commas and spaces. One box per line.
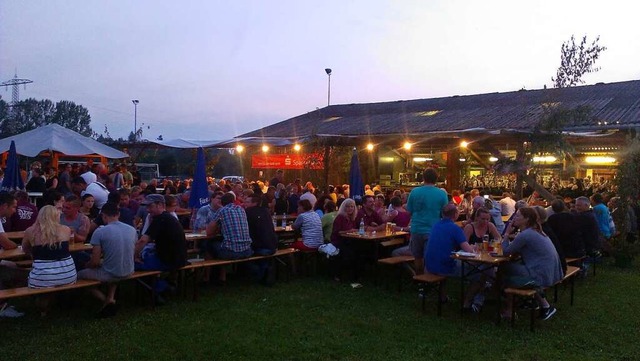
50, 100, 92, 137
552, 35, 607, 88
0, 97, 94, 137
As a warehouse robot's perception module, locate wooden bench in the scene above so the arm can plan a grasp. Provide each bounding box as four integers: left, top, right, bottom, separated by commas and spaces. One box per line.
0, 270, 162, 305
412, 273, 447, 316
503, 288, 538, 331
566, 255, 598, 277
376, 256, 415, 292
180, 248, 299, 301
553, 265, 581, 305
504, 265, 582, 331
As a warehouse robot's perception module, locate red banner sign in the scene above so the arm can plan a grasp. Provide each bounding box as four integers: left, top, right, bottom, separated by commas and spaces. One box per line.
251, 153, 324, 169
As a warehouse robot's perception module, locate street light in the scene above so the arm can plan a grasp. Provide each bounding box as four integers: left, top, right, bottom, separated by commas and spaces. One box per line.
325, 68, 332, 106
132, 100, 139, 140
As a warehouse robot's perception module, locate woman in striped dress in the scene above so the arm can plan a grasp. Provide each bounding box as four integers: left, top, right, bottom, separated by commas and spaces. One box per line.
22, 205, 77, 289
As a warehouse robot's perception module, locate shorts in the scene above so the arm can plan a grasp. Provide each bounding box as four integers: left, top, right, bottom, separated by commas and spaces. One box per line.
409, 233, 429, 258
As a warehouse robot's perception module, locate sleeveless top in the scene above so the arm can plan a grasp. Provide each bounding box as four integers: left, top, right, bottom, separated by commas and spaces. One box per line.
468, 223, 493, 245
28, 241, 77, 288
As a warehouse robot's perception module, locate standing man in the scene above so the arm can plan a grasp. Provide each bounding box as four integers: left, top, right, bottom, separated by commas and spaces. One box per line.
270, 169, 284, 188
406, 168, 448, 275
83, 174, 110, 210
81, 164, 98, 185
121, 163, 133, 188
78, 202, 136, 318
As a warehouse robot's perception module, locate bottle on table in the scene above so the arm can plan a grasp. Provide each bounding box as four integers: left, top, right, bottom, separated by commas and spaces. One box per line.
281, 213, 287, 228
358, 219, 365, 236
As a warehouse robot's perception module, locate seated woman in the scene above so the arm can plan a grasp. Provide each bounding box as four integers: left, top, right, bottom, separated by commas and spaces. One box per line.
463, 207, 501, 246
329, 198, 359, 281
80, 194, 100, 220
292, 199, 324, 251
386, 196, 411, 231
462, 207, 502, 312
22, 205, 77, 288
22, 205, 77, 314
501, 207, 564, 321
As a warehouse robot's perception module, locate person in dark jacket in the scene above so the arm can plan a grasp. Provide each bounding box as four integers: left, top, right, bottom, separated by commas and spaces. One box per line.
547, 199, 585, 259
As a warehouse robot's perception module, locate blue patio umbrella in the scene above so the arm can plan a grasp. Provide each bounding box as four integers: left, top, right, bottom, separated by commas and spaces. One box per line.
349, 148, 364, 202
1, 140, 25, 192
188, 147, 210, 209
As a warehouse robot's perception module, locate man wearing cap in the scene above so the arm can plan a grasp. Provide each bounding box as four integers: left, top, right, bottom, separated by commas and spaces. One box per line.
135, 194, 187, 271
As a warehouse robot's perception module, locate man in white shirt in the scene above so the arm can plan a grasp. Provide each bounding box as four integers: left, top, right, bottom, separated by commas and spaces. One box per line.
81, 169, 97, 185
299, 190, 317, 209
83, 175, 110, 210
499, 192, 516, 217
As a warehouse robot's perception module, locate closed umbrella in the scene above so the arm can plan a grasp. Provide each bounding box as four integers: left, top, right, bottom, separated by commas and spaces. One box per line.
349, 148, 364, 202
1, 140, 25, 192
188, 147, 209, 209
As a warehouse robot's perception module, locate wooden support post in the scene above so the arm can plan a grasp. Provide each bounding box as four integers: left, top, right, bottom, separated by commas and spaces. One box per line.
446, 147, 460, 192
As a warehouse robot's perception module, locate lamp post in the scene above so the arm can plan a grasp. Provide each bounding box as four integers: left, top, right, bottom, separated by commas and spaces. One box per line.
132, 99, 139, 140
325, 68, 332, 106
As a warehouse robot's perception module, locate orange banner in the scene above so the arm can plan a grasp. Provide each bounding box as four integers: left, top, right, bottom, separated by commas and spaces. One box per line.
251, 154, 324, 169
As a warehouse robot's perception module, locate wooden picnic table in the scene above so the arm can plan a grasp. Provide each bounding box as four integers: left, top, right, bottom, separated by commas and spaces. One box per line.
5, 231, 25, 241
451, 250, 516, 324
0, 242, 93, 261
272, 214, 297, 223
341, 231, 409, 260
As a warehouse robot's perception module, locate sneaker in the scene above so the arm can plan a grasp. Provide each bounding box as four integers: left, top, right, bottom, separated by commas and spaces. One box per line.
0, 305, 25, 318
540, 306, 557, 321
470, 303, 482, 313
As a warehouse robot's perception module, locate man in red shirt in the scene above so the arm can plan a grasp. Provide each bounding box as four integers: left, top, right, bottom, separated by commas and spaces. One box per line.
7, 191, 38, 232
355, 195, 386, 233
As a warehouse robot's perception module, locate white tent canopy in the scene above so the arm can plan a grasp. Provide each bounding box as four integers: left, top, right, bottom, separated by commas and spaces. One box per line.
0, 123, 129, 158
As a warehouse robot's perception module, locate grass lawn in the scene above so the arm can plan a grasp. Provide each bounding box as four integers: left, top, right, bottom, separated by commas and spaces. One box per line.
2, 260, 639, 361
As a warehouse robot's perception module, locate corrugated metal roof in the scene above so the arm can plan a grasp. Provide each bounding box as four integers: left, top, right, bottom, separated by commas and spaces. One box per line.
241, 80, 640, 138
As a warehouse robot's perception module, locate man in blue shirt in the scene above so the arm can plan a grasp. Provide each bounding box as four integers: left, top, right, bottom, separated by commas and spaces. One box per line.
424, 203, 477, 305
406, 168, 448, 275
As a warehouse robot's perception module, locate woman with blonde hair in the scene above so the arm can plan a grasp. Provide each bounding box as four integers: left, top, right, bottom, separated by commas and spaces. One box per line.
22, 205, 77, 289
329, 198, 359, 282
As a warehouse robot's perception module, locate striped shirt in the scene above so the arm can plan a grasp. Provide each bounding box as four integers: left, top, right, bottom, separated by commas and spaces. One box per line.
293, 211, 324, 248
214, 204, 252, 252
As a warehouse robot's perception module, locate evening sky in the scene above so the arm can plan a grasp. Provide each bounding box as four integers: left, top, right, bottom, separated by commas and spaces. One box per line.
1, 1, 639, 141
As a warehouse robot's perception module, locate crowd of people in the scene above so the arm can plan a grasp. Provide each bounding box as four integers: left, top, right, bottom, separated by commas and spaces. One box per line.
1, 162, 637, 321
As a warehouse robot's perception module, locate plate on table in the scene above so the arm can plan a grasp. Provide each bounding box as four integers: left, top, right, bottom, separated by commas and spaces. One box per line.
453, 251, 476, 257
188, 258, 205, 264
